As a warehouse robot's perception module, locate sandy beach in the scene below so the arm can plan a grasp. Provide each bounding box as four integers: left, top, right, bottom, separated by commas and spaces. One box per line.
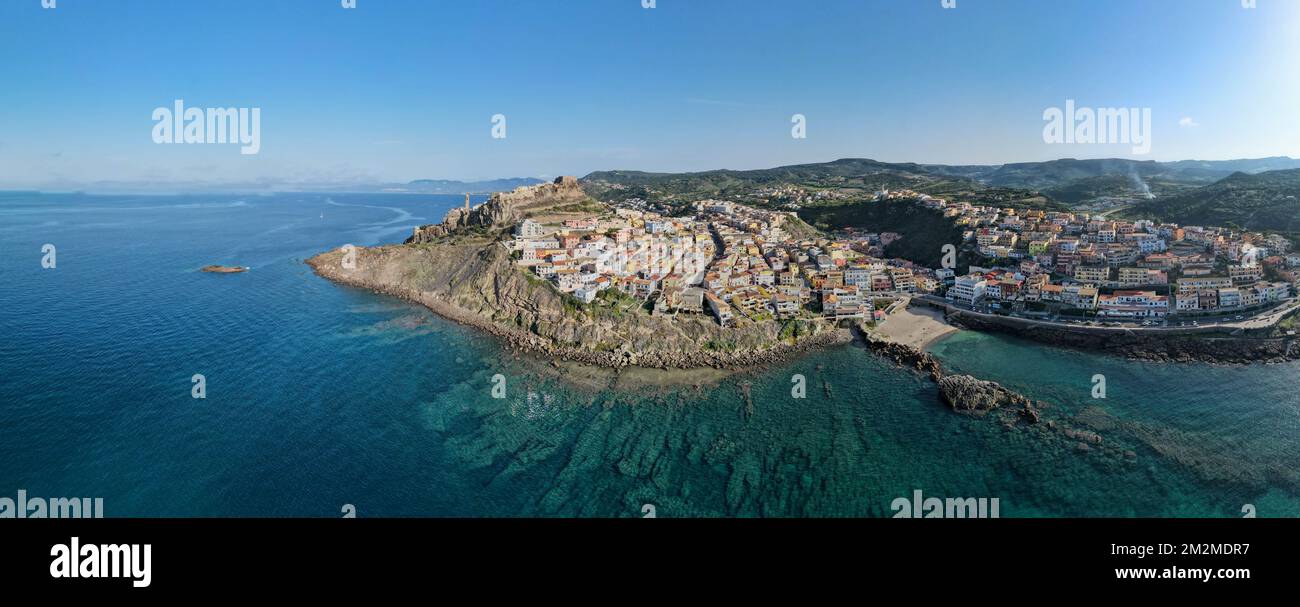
875, 298, 959, 350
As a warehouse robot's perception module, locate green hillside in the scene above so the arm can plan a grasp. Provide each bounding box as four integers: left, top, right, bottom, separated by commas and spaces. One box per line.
582, 158, 1063, 212
1122, 169, 1300, 235
797, 198, 972, 268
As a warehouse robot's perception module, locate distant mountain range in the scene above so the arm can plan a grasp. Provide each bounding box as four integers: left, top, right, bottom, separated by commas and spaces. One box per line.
952, 157, 1300, 203
584, 158, 1062, 212
587, 157, 1300, 202
20, 156, 1300, 236
583, 156, 1300, 238
586, 156, 1300, 204
929, 157, 1300, 185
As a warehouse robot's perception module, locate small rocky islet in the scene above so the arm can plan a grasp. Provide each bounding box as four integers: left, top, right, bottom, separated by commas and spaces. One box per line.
200, 265, 248, 274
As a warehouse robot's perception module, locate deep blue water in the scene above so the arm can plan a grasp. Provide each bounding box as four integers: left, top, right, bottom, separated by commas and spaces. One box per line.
2, 192, 1298, 517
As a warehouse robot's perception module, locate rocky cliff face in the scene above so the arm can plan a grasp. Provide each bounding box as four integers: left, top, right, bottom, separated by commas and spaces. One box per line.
307, 237, 849, 369
406, 176, 589, 243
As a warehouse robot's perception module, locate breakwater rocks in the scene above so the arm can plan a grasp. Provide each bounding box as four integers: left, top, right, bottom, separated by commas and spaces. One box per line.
861, 335, 943, 381
948, 311, 1299, 364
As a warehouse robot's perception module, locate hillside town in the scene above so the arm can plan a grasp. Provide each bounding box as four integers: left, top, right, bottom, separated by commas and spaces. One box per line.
508, 198, 927, 326
886, 188, 1296, 323
508, 188, 1297, 328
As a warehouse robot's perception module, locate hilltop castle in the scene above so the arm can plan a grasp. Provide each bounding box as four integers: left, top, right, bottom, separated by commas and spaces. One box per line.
406, 176, 586, 243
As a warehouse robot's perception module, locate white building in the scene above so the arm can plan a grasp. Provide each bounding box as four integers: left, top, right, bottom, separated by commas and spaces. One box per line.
1097, 291, 1169, 317
515, 219, 545, 239
947, 274, 987, 304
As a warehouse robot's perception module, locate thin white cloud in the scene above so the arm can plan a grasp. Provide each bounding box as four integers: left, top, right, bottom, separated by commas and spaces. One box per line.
1178, 117, 1200, 128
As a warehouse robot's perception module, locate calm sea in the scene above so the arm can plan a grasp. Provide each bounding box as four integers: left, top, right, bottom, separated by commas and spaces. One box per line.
1, 191, 1297, 516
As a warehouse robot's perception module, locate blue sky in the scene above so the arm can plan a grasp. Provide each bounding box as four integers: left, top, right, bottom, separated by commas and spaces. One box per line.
1, 0, 1297, 189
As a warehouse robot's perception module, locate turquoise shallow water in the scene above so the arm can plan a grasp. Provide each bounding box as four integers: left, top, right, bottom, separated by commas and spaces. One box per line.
1, 192, 1298, 517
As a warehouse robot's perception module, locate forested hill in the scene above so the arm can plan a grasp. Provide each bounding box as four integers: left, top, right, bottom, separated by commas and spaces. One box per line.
1122, 169, 1300, 234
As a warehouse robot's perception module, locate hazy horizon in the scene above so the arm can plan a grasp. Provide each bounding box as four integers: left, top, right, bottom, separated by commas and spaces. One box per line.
7, 152, 1300, 195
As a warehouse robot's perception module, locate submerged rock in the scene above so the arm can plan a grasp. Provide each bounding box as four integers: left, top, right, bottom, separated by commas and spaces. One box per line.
1020, 405, 1041, 424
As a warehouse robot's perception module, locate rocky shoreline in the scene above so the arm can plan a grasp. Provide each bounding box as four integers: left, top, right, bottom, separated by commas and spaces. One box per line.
307, 253, 853, 371
861, 333, 944, 380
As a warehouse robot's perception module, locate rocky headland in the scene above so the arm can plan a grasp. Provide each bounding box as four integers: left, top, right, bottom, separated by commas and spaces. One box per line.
308, 178, 852, 371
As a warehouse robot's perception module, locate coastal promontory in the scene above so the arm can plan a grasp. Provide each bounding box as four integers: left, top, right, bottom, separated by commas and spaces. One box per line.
307, 177, 850, 370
